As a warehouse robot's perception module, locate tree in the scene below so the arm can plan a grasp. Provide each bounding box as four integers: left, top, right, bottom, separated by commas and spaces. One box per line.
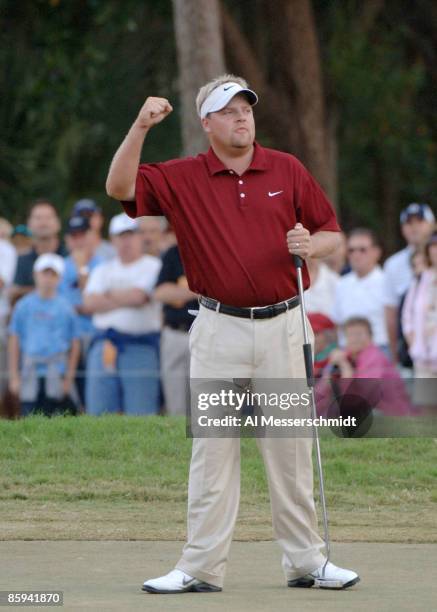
0, 0, 180, 221
221, 0, 336, 204
172, 0, 225, 156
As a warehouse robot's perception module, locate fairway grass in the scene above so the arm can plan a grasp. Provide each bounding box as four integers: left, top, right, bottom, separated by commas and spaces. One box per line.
0, 415, 436, 542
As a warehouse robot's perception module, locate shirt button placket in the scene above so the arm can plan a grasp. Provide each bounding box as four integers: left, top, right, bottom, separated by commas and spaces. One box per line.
238, 178, 246, 203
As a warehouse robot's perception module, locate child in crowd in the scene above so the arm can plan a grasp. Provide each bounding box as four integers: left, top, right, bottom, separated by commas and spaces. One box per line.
8, 254, 80, 417
308, 312, 337, 377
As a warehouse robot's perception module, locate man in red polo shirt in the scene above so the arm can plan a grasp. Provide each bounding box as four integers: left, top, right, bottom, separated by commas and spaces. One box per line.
106, 74, 360, 594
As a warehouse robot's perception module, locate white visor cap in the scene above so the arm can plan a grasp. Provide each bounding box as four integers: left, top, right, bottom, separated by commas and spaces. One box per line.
199, 82, 258, 119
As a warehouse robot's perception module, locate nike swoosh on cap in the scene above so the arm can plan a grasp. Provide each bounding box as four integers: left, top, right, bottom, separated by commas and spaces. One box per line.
268, 191, 283, 197
223, 85, 235, 91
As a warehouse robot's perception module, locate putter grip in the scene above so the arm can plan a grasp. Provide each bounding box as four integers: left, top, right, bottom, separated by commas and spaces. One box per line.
303, 343, 315, 387
293, 255, 304, 269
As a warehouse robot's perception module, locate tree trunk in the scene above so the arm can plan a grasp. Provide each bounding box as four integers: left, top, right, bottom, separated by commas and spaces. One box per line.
378, 161, 400, 255
280, 0, 334, 201
220, 3, 299, 154
172, 0, 225, 156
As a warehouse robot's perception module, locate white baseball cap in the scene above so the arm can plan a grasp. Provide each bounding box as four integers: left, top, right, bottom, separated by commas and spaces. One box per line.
109, 213, 140, 236
199, 82, 258, 119
33, 253, 65, 276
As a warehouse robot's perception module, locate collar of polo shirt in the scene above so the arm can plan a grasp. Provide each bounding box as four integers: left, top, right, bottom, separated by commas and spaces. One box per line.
199, 82, 258, 119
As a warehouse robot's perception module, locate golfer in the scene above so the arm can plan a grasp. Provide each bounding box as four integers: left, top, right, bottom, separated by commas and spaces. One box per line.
106, 74, 360, 593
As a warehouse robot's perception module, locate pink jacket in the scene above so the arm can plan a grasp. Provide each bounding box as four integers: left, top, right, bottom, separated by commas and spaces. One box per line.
402, 269, 437, 368
315, 344, 412, 416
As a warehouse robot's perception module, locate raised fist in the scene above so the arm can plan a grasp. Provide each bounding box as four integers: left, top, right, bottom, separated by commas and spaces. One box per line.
135, 96, 173, 130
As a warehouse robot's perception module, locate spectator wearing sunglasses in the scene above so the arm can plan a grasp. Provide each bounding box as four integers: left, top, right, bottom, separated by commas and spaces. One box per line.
331, 228, 389, 354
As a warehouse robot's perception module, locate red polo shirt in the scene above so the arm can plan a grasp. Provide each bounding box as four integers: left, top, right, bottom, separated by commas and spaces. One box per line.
121, 141, 340, 307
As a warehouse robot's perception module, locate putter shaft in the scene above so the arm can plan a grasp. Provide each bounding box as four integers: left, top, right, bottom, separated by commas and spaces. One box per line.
294, 259, 330, 574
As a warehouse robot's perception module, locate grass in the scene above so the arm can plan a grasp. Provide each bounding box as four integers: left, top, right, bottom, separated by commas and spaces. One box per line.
0, 415, 436, 542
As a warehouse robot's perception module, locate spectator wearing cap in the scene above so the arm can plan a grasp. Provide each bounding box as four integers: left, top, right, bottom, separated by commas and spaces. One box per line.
307, 313, 337, 377
58, 216, 104, 408
384, 203, 435, 364
154, 243, 198, 415
72, 199, 115, 261
305, 258, 339, 317
11, 225, 33, 255
83, 213, 162, 416
0, 237, 17, 403
8, 254, 80, 417
331, 228, 389, 352
9, 199, 67, 306
402, 231, 437, 410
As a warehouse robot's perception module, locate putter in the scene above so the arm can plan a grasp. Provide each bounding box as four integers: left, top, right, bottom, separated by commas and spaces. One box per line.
293, 254, 334, 585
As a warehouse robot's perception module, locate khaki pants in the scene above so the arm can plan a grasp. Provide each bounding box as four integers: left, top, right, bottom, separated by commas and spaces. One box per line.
175, 304, 326, 588
161, 326, 190, 415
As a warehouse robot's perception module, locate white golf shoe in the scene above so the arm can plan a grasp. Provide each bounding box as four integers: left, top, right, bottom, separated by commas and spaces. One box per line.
142, 569, 221, 594
288, 561, 360, 590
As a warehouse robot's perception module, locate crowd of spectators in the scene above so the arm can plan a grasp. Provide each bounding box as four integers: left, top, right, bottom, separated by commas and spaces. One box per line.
0, 198, 435, 419
305, 202, 437, 415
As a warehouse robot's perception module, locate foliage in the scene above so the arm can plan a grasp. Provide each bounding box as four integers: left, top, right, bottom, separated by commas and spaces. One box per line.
321, 0, 436, 236
0, 0, 180, 223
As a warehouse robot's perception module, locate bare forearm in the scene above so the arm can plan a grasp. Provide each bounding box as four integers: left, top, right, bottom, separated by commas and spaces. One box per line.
66, 339, 81, 379
106, 96, 173, 200
8, 285, 32, 307
287, 225, 342, 259
106, 123, 148, 201
339, 361, 355, 378
8, 335, 20, 377
108, 288, 149, 307
385, 306, 398, 362
154, 283, 197, 307
83, 293, 119, 314
310, 231, 342, 259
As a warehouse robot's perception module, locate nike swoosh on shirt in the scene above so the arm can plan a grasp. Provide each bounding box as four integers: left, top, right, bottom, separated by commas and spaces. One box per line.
223, 85, 235, 91
268, 191, 283, 197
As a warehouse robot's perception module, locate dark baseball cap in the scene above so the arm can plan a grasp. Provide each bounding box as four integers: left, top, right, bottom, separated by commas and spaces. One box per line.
72, 198, 101, 215
66, 215, 90, 234
400, 203, 435, 225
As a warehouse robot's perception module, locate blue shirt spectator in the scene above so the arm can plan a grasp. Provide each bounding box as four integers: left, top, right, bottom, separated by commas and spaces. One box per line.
9, 291, 79, 376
